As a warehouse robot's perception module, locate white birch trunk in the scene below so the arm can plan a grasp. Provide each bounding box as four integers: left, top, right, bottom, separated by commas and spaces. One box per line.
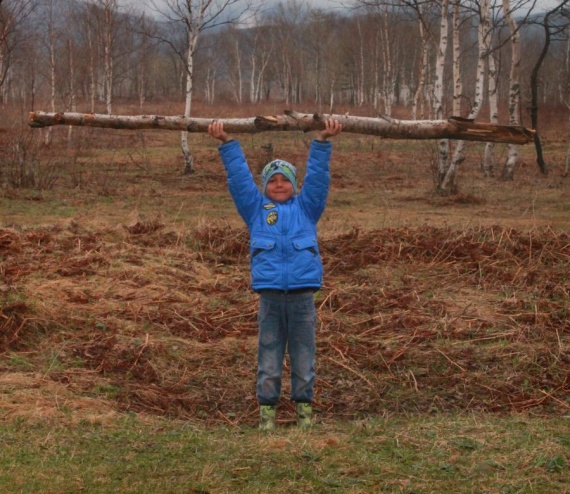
434, 0, 450, 186
452, 0, 462, 117
206, 62, 216, 105
87, 23, 96, 113
443, 0, 490, 191
232, 37, 243, 104
484, 53, 498, 177
254, 50, 271, 104
67, 39, 76, 145
181, 30, 197, 174
357, 19, 365, 106
103, 2, 114, 115
501, 0, 521, 180
249, 40, 257, 103
46, 8, 57, 146
412, 6, 429, 121
380, 10, 394, 116
137, 20, 148, 112
373, 28, 379, 110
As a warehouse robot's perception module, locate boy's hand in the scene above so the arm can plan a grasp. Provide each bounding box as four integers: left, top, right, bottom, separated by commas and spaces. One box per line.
208, 121, 230, 143
316, 118, 343, 141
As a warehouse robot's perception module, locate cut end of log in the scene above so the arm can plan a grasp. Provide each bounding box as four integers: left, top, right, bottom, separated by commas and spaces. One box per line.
448, 117, 535, 144
28, 112, 44, 128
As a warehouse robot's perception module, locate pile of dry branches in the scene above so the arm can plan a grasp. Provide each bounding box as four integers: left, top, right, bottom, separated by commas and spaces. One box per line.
1, 221, 568, 426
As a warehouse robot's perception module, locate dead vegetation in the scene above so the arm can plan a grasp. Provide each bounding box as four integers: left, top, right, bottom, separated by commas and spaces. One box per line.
1, 219, 568, 426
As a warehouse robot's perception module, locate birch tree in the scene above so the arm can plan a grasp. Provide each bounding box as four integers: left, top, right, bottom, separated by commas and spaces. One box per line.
39, 0, 67, 144
441, 0, 491, 192
248, 26, 274, 104
500, 0, 521, 179
270, 2, 307, 105
305, 10, 341, 110
224, 26, 244, 104
90, 0, 121, 114
66, 37, 77, 144
483, 46, 498, 176
376, 5, 401, 115
149, 0, 253, 175
134, 13, 157, 111
412, 3, 430, 120
434, 0, 451, 189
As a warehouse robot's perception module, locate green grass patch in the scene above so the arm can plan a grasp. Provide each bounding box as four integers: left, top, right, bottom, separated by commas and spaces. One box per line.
0, 414, 567, 493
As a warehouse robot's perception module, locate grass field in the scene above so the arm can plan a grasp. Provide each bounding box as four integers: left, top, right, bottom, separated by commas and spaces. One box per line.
0, 103, 569, 492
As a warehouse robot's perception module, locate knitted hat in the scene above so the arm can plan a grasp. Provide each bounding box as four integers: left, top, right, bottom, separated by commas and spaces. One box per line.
261, 159, 298, 195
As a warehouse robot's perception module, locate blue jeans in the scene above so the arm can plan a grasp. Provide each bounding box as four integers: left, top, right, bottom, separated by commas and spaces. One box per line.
256, 289, 316, 405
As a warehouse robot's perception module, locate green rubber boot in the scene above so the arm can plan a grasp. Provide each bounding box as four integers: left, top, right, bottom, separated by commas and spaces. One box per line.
259, 405, 277, 431
296, 402, 313, 429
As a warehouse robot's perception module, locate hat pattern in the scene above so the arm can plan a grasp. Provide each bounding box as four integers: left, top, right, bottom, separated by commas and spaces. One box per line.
261, 160, 298, 196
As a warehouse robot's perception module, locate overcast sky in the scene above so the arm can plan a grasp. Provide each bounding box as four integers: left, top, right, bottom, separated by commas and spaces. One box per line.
128, 0, 565, 17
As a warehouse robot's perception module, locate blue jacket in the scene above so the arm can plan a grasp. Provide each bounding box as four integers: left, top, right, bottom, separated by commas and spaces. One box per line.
219, 139, 332, 291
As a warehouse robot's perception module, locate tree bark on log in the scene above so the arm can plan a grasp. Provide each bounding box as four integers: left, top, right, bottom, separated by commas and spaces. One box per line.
28, 110, 535, 145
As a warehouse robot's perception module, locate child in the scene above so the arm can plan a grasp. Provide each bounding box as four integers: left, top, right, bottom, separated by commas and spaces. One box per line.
208, 118, 342, 430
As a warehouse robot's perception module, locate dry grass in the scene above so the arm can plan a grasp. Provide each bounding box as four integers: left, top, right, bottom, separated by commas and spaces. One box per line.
0, 220, 568, 426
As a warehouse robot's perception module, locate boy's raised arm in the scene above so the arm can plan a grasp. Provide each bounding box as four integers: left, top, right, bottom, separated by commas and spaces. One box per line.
208, 121, 231, 143
315, 118, 343, 141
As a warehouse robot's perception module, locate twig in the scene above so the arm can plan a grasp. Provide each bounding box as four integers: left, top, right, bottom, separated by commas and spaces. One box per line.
129, 333, 150, 372
539, 388, 570, 410
329, 342, 347, 361
217, 410, 239, 428
386, 329, 419, 365
408, 370, 419, 392
435, 347, 466, 373
322, 355, 378, 393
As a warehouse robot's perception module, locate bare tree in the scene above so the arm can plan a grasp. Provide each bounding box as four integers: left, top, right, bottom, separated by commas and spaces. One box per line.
149, 0, 254, 175
224, 25, 244, 103
304, 9, 342, 111
268, 2, 308, 106
132, 12, 160, 111
0, 0, 35, 103
528, 0, 570, 175
248, 24, 274, 103
38, 0, 67, 144
412, 2, 431, 120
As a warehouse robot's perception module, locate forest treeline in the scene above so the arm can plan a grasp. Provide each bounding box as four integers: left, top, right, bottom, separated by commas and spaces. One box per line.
1, 0, 569, 185
1, 0, 568, 117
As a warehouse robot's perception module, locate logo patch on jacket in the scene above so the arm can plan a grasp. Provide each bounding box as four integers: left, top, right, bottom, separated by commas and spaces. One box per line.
266, 211, 278, 225
263, 202, 276, 210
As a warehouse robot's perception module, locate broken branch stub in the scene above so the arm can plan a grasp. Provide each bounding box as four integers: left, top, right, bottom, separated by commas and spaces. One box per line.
28, 110, 535, 145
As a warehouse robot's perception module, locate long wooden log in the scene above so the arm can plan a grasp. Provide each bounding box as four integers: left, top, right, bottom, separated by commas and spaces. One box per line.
28, 109, 535, 144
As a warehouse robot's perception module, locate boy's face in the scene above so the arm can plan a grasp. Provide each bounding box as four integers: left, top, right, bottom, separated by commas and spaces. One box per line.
265, 173, 294, 202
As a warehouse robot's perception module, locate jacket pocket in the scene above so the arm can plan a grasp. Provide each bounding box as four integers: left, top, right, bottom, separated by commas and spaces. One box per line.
290, 236, 322, 284
250, 237, 278, 286
250, 237, 276, 258
292, 236, 318, 256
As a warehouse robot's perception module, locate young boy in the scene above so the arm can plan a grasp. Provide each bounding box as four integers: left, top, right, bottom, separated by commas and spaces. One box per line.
208, 118, 342, 430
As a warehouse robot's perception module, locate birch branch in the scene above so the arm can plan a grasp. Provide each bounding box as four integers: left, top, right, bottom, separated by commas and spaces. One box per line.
28, 109, 535, 145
